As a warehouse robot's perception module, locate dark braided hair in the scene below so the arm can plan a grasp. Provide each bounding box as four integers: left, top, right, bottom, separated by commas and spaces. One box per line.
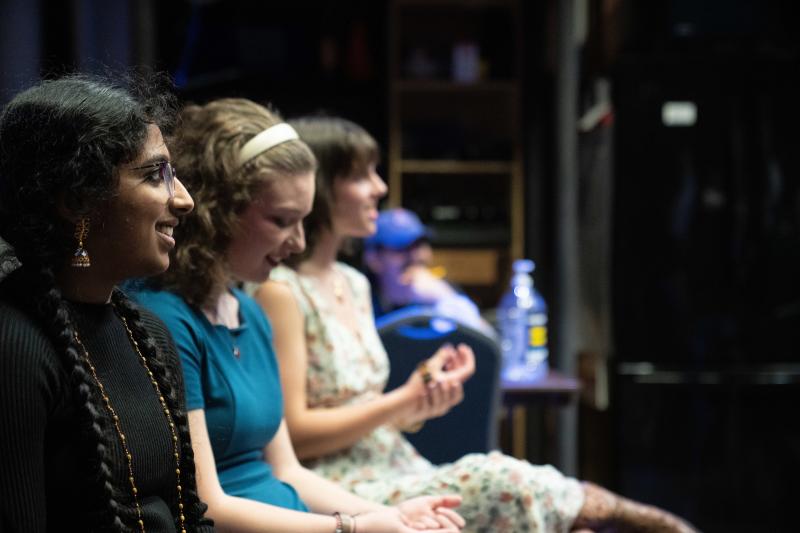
19, 264, 129, 530
111, 289, 207, 530
0, 74, 207, 531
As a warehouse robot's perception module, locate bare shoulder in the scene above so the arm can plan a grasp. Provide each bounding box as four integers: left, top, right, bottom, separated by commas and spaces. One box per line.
254, 280, 298, 312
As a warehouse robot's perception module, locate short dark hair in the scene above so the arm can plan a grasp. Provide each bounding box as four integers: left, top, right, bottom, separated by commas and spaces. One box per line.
286, 115, 379, 264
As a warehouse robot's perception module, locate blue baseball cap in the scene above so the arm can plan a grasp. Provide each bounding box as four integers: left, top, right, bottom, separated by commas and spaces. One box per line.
365, 208, 430, 250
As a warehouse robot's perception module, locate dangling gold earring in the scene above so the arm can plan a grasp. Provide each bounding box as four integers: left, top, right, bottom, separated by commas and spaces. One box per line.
71, 218, 91, 268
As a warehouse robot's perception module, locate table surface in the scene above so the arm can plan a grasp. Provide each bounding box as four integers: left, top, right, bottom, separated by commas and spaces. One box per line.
499, 369, 581, 461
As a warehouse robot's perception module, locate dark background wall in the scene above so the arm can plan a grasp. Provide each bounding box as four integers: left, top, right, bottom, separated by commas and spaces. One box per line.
607, 2, 800, 531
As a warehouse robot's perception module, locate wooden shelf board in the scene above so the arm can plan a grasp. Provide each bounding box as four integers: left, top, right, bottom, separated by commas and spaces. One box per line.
432, 247, 500, 286
400, 159, 514, 174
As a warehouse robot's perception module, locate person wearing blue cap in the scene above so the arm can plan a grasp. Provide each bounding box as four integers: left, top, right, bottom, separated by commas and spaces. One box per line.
368, 208, 431, 250
253, 115, 698, 533
363, 208, 493, 336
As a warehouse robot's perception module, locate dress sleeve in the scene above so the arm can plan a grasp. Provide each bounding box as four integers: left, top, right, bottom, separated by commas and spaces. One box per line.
137, 306, 192, 412
132, 292, 207, 411
135, 304, 217, 532
0, 305, 61, 532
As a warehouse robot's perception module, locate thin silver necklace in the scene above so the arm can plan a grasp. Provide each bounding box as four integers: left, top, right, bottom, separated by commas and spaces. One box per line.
205, 292, 242, 358
227, 328, 241, 359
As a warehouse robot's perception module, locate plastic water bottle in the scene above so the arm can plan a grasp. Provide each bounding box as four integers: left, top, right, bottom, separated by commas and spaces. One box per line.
498, 259, 549, 382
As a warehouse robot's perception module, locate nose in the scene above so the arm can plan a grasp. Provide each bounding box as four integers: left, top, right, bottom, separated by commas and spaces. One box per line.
288, 221, 306, 253
169, 177, 194, 216
370, 170, 388, 199
409, 245, 431, 267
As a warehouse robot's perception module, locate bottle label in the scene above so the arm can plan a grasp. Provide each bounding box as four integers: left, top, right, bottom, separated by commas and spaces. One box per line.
529, 325, 547, 348
527, 313, 547, 348
525, 312, 548, 376
528, 313, 547, 327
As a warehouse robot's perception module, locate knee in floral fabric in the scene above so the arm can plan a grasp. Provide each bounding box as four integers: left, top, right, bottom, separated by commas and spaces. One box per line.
438, 452, 581, 533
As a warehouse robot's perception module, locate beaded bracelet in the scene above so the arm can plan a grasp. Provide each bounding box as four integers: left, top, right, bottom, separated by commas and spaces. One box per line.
342, 513, 355, 533
332, 512, 355, 533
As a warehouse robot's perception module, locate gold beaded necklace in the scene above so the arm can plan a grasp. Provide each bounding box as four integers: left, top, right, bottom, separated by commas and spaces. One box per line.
72, 307, 187, 533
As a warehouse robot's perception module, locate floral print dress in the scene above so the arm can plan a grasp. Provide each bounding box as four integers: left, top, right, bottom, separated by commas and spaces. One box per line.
270, 264, 585, 533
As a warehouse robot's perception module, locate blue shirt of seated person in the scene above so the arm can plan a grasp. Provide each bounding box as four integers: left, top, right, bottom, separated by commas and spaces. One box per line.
132, 287, 308, 511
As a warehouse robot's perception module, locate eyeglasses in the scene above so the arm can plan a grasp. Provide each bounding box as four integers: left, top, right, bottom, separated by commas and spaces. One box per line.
130, 161, 176, 198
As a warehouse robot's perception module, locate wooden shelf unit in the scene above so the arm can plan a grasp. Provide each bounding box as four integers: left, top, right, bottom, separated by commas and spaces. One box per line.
388, 0, 524, 305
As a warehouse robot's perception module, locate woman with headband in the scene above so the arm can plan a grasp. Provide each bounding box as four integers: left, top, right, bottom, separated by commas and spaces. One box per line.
132, 98, 465, 533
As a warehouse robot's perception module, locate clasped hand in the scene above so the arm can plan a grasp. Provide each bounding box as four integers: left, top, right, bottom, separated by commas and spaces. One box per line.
357, 495, 465, 532
398, 343, 476, 428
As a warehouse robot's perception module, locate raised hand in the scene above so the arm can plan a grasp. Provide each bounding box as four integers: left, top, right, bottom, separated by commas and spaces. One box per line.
437, 343, 475, 384
395, 344, 471, 431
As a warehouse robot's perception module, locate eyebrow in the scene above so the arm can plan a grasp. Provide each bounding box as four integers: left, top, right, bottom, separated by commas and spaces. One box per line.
269, 205, 305, 216
131, 155, 169, 169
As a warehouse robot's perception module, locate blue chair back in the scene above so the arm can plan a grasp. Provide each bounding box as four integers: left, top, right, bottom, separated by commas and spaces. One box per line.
378, 307, 502, 464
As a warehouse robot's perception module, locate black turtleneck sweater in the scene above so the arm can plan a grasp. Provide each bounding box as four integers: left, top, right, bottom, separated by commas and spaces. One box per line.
0, 291, 214, 532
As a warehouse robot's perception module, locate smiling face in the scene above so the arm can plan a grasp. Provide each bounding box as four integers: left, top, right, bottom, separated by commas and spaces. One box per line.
226, 171, 315, 283
330, 162, 388, 239
86, 124, 194, 282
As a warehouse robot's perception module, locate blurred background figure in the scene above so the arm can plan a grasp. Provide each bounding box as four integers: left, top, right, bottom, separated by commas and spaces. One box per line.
364, 208, 495, 337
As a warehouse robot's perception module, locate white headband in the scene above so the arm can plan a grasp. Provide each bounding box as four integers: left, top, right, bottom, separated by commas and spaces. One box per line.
237, 123, 299, 167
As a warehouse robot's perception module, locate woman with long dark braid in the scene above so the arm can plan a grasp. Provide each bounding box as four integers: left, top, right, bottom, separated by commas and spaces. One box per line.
0, 75, 213, 532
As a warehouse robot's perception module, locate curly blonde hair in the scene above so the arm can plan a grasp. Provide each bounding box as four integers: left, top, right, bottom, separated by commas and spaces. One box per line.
156, 98, 316, 307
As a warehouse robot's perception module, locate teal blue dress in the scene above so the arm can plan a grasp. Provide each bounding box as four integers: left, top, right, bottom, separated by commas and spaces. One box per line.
133, 287, 308, 511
